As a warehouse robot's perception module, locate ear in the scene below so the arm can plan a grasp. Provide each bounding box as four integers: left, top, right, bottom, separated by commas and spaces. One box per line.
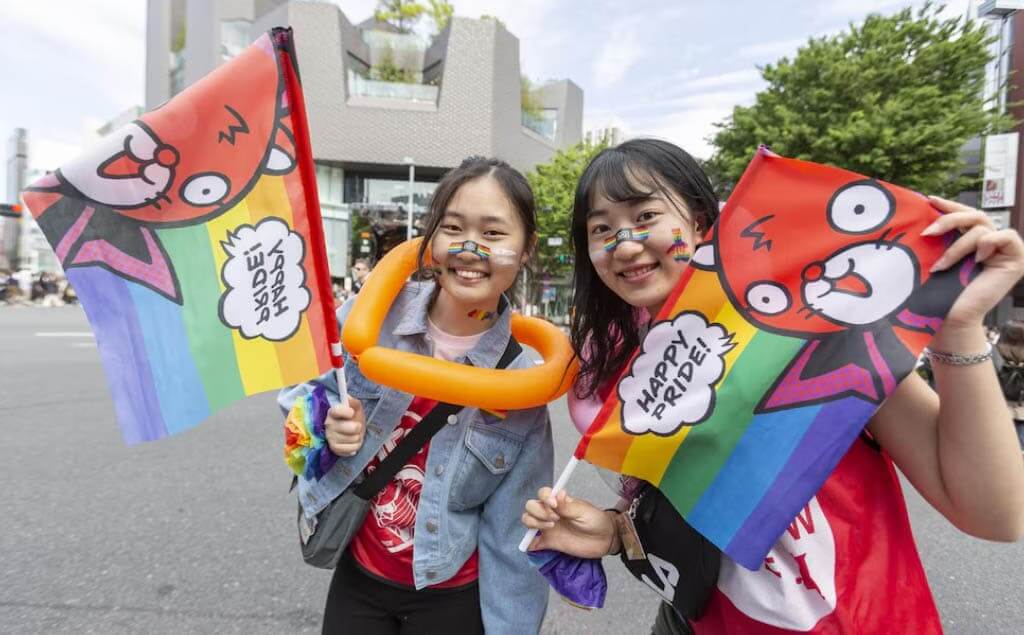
690, 241, 717, 270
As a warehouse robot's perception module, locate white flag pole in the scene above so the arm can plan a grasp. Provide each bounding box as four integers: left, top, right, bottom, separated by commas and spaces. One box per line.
518, 455, 580, 552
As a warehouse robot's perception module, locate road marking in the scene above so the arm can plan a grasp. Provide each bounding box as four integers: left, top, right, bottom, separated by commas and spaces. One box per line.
35, 331, 94, 338
70, 342, 97, 348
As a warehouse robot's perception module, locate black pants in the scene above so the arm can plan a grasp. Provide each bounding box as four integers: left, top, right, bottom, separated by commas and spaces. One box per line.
322, 554, 484, 635
651, 601, 695, 635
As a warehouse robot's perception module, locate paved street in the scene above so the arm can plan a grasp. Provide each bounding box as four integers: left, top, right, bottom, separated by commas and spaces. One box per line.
1, 305, 1022, 634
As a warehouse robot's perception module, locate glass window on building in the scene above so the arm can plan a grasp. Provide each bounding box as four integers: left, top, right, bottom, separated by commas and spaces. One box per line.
316, 164, 344, 205
221, 19, 252, 61
363, 178, 436, 212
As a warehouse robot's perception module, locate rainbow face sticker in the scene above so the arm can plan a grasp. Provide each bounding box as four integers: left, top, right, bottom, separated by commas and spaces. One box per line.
602, 226, 650, 252
448, 240, 492, 260
670, 228, 691, 262
467, 308, 495, 320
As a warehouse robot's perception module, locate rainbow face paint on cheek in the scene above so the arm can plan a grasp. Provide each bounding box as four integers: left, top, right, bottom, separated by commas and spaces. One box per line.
670, 228, 691, 262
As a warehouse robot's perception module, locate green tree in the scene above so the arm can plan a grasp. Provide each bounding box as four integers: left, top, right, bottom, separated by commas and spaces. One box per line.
374, 0, 453, 35
374, 0, 426, 33
427, 0, 454, 32
527, 139, 610, 278
708, 3, 1009, 198
371, 48, 415, 83
521, 76, 544, 118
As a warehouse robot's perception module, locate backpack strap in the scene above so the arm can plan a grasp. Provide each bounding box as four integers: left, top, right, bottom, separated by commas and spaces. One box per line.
353, 335, 522, 500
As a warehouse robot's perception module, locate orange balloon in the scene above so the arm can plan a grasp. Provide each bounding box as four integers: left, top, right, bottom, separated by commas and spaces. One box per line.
342, 238, 578, 410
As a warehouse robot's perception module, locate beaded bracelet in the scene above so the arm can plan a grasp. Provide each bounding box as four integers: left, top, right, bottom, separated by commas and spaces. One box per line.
922, 342, 993, 366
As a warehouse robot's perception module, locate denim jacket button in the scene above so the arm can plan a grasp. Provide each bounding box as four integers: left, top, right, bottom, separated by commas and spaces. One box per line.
425, 520, 438, 534
494, 453, 506, 469
435, 464, 445, 477
426, 570, 437, 580
446, 414, 458, 425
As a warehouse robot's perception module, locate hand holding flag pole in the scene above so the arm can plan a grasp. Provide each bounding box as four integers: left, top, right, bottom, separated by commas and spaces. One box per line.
518, 456, 580, 552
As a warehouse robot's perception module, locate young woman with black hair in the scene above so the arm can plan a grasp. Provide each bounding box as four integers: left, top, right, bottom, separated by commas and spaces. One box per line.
523, 138, 1024, 633
282, 157, 553, 634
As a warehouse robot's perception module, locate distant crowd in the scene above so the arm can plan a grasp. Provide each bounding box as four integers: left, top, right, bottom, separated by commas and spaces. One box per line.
0, 269, 77, 306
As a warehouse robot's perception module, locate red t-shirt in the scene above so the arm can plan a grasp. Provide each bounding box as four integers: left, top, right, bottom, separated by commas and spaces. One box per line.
691, 436, 942, 634
349, 396, 479, 588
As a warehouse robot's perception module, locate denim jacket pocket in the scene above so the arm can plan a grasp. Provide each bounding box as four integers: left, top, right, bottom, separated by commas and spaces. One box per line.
448, 422, 525, 511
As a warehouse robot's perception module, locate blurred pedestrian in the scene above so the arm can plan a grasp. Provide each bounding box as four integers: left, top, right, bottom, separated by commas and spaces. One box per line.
351, 258, 370, 294
995, 319, 1024, 450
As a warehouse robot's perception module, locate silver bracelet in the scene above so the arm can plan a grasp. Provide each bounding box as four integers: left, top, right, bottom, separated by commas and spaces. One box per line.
922, 342, 993, 366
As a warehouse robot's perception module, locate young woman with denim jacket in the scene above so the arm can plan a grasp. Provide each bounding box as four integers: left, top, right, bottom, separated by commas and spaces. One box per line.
279, 157, 552, 634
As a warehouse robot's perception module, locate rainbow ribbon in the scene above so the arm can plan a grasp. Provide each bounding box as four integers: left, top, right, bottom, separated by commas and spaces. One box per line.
284, 384, 338, 481
603, 226, 650, 252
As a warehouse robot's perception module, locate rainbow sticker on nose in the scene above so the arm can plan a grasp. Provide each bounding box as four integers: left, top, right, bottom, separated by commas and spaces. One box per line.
603, 226, 650, 252
670, 228, 691, 262
449, 240, 492, 259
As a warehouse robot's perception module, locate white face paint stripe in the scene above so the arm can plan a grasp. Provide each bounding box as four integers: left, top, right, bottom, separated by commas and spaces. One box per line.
489, 247, 519, 265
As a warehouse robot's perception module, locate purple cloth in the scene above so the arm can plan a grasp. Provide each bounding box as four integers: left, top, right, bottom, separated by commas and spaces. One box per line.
304, 385, 337, 481
527, 549, 607, 609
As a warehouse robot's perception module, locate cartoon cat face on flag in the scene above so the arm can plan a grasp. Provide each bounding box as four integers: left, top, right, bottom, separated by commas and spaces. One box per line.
22, 33, 296, 303
689, 148, 973, 413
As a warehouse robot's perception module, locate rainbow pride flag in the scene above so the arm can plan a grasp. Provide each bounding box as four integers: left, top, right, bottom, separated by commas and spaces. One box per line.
20, 29, 339, 444
576, 148, 973, 569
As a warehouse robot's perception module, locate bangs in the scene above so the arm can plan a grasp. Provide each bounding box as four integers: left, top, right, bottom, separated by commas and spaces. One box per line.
581, 150, 665, 210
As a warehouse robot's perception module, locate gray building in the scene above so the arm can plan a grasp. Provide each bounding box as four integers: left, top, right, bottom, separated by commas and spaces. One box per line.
1, 128, 28, 269
145, 0, 583, 276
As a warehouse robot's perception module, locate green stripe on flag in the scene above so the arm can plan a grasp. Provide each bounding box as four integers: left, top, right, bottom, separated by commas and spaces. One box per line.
157, 224, 245, 411
659, 330, 805, 515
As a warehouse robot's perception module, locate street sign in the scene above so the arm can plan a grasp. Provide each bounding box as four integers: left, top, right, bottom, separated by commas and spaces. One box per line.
982, 133, 1018, 209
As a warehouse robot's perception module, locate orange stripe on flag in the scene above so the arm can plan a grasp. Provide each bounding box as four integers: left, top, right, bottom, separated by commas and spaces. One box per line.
581, 267, 729, 478
244, 175, 321, 385
282, 162, 333, 373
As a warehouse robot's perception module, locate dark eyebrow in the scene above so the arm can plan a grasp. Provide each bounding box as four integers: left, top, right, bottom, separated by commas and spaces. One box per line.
588, 195, 666, 218
444, 210, 510, 225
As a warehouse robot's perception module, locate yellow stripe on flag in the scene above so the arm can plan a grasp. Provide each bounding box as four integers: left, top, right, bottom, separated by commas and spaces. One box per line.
206, 198, 284, 394
243, 175, 321, 386
601, 271, 762, 485
615, 269, 731, 482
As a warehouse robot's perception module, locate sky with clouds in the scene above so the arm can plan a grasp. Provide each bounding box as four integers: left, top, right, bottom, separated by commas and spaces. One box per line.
0, 0, 977, 198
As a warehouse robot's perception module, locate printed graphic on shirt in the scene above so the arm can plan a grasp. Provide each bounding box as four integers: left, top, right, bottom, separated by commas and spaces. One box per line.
364, 402, 432, 553
716, 496, 837, 630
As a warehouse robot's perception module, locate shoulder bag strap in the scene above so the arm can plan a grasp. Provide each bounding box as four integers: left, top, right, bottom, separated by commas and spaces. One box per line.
353, 335, 523, 499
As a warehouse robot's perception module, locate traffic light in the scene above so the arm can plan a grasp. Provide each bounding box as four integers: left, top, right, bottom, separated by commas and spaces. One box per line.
0, 203, 22, 219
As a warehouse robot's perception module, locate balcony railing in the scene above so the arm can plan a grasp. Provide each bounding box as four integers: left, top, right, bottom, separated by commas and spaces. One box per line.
347, 69, 438, 103
522, 111, 557, 140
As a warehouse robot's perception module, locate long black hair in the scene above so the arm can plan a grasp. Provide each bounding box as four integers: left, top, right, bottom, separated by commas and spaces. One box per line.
416, 156, 537, 273
571, 138, 720, 397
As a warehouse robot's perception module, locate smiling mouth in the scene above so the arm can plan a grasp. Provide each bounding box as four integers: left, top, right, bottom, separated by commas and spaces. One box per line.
618, 263, 658, 280
449, 267, 489, 281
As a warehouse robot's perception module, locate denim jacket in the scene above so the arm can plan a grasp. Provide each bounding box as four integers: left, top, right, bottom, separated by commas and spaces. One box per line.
278, 281, 553, 634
